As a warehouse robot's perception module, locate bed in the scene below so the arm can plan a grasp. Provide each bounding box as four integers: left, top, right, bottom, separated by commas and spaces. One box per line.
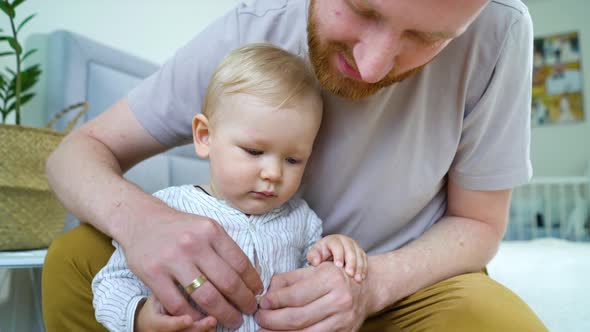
488, 238, 590, 332
488, 166, 590, 332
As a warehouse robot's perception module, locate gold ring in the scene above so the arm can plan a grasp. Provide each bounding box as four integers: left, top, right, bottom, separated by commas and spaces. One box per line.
184, 275, 208, 294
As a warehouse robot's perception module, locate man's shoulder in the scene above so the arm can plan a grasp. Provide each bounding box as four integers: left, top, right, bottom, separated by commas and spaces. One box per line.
236, 0, 302, 16
235, 0, 309, 52
478, 0, 531, 31
489, 0, 529, 17
456, 0, 531, 53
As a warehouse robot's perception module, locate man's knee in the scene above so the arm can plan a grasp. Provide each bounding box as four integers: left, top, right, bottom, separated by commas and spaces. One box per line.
360, 272, 547, 332
42, 223, 114, 332
44, 223, 113, 279
439, 273, 548, 332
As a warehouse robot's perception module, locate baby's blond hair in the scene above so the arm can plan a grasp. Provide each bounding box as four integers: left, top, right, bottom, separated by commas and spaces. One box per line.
202, 43, 321, 121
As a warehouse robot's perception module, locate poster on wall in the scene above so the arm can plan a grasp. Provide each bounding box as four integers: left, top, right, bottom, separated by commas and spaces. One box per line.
532, 31, 584, 127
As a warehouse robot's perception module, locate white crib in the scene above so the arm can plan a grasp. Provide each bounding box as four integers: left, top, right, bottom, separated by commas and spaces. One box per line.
506, 162, 590, 241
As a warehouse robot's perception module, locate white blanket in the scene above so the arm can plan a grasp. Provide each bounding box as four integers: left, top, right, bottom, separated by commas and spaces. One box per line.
488, 238, 590, 332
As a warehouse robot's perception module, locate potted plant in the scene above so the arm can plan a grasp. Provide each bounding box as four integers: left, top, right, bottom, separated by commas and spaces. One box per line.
0, 0, 87, 250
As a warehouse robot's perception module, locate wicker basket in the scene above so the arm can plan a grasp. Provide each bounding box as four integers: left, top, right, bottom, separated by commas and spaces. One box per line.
0, 102, 88, 250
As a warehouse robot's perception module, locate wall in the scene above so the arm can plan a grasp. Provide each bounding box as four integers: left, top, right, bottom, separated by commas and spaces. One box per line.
527, 0, 590, 176
2, 0, 240, 63
0, 0, 240, 126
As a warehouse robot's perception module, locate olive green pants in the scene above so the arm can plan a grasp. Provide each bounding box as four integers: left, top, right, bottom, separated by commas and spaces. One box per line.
42, 224, 548, 332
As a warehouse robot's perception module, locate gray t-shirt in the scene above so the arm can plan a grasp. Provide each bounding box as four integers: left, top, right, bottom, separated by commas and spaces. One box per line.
128, 0, 533, 255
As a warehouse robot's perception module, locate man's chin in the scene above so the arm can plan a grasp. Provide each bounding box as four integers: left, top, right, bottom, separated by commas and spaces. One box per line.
318, 65, 425, 100
317, 72, 396, 100
321, 80, 389, 100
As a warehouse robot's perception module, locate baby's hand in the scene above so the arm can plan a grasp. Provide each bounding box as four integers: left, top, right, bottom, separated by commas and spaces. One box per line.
307, 234, 368, 282
135, 295, 216, 332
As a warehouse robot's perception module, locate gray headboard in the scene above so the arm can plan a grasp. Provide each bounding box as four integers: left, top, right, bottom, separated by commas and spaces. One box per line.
45, 30, 211, 229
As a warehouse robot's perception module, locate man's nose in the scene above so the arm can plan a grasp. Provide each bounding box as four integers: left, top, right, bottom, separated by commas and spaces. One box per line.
352, 29, 402, 83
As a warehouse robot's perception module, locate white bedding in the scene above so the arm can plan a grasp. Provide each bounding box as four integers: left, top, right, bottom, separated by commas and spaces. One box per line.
488, 238, 590, 332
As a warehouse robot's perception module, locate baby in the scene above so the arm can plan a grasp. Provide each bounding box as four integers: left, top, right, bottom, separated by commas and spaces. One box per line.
92, 43, 367, 332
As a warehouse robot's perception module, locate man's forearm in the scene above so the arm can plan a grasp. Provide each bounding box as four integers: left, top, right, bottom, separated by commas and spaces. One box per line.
366, 216, 502, 313
46, 131, 169, 243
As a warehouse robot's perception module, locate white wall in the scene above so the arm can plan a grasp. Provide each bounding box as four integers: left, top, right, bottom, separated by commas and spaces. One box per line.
3, 0, 240, 64
0, 0, 241, 126
527, 0, 590, 176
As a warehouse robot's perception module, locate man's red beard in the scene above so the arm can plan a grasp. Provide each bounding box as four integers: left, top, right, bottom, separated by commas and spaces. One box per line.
307, 0, 425, 100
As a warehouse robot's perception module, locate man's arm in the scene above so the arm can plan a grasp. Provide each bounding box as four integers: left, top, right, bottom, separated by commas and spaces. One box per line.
366, 179, 511, 311
46, 98, 169, 238
46, 98, 262, 329
256, 178, 511, 331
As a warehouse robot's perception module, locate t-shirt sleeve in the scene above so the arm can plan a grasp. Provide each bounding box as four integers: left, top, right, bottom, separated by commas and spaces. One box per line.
127, 7, 241, 147
449, 10, 534, 191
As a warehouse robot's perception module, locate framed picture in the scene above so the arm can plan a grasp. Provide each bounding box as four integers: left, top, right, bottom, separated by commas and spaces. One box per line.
532, 31, 584, 127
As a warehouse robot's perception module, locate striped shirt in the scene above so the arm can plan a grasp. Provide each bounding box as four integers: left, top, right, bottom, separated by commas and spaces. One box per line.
92, 184, 323, 332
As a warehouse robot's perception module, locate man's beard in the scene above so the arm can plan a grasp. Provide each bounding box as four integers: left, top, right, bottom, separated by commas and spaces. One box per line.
307, 1, 425, 100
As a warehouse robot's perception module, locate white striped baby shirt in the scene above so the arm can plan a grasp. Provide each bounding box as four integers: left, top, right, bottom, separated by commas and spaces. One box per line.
92, 184, 322, 332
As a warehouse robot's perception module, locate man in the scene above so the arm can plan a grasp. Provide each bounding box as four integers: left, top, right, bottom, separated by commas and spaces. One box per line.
44, 0, 547, 331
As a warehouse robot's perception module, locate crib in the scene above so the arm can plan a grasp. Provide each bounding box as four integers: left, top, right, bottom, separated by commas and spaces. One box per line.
505, 162, 590, 241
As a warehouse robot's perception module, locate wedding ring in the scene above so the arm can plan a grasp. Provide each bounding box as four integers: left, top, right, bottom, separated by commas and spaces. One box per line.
184, 274, 208, 294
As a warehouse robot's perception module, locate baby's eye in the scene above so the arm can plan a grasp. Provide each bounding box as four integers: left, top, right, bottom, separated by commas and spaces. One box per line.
243, 148, 263, 156
286, 157, 300, 165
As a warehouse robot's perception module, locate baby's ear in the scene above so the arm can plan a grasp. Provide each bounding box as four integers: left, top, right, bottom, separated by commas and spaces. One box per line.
192, 114, 211, 159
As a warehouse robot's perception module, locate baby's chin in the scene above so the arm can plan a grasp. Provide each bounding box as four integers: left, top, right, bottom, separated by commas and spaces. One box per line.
235, 199, 285, 216
240, 205, 280, 216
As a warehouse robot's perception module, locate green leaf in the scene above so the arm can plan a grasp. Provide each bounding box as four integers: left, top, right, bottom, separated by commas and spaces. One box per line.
7, 37, 22, 55
18, 92, 35, 106
5, 67, 16, 76
0, 51, 14, 57
0, 1, 15, 18
20, 48, 36, 62
12, 0, 25, 8
0, 35, 11, 41
7, 100, 16, 112
19, 64, 41, 92
6, 93, 35, 113
17, 13, 35, 33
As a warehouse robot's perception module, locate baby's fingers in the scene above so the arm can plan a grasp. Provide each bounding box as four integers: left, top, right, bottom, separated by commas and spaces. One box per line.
307, 241, 333, 266
354, 244, 368, 282
183, 316, 217, 332
151, 313, 194, 332
341, 239, 358, 277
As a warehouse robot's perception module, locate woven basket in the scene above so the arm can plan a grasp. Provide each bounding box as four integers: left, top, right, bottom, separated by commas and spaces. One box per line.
0, 102, 88, 250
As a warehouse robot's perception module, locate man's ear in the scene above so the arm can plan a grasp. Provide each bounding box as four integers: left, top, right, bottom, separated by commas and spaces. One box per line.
193, 114, 211, 159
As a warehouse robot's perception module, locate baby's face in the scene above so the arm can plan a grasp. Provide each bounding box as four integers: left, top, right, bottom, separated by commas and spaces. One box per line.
207, 93, 321, 215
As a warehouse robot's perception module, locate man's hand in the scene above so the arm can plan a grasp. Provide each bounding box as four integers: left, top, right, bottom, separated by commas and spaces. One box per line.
124, 211, 264, 329
255, 261, 375, 332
